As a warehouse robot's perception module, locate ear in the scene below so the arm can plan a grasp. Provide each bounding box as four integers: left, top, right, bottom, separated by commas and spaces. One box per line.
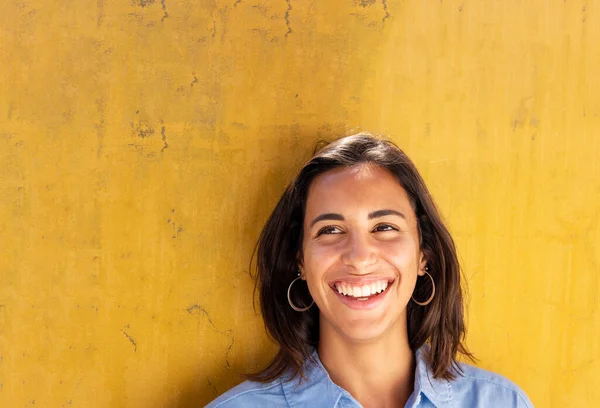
296, 251, 306, 280
298, 268, 306, 280
297, 253, 305, 279
418, 252, 427, 276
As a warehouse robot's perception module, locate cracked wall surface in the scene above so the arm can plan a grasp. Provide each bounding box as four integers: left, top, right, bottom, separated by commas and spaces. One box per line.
1, 0, 599, 407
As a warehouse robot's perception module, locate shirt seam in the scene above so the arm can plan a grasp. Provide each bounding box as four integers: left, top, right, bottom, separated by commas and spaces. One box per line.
421, 371, 452, 406
212, 383, 282, 407
516, 393, 533, 408
461, 375, 532, 407
280, 379, 292, 408
332, 391, 344, 408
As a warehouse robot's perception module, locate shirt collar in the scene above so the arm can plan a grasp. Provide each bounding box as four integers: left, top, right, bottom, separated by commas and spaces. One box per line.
280, 349, 350, 407
412, 344, 452, 407
281, 345, 452, 408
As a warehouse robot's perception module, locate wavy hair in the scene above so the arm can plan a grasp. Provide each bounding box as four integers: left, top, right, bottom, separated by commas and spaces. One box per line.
247, 133, 473, 383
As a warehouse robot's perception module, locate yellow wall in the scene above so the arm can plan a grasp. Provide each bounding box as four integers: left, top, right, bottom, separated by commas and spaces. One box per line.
1, 1, 599, 406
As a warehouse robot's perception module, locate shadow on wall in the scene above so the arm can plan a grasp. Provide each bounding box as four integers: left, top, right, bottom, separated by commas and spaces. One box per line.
161, 126, 349, 407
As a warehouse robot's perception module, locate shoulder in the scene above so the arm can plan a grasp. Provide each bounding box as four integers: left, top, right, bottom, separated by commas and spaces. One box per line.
451, 362, 534, 407
204, 379, 287, 408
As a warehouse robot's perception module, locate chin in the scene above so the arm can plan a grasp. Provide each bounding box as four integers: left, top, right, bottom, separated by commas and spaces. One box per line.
328, 311, 405, 344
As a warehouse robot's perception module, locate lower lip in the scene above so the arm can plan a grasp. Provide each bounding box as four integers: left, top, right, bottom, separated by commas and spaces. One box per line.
332, 282, 393, 310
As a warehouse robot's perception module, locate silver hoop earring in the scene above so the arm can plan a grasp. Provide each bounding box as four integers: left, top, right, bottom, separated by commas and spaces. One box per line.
287, 275, 314, 312
411, 270, 435, 306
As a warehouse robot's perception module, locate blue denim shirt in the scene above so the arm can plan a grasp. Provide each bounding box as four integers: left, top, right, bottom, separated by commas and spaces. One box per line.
206, 345, 533, 407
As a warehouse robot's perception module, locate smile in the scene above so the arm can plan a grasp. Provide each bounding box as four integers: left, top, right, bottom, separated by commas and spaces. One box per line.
330, 278, 395, 309
334, 280, 390, 299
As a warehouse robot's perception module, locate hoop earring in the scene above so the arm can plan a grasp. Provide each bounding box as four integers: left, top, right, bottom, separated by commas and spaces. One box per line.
287, 274, 314, 312
412, 269, 435, 306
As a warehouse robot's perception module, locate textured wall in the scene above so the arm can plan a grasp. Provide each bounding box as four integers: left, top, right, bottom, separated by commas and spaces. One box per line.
1, 1, 599, 407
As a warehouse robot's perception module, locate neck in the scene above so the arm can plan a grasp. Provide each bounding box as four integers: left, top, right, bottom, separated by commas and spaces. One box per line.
318, 320, 415, 408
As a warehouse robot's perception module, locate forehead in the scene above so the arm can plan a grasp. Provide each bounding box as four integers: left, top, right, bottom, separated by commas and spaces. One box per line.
305, 164, 415, 218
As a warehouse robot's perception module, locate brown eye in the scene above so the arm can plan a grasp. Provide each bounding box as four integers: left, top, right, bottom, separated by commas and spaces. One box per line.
317, 226, 342, 236
373, 224, 397, 232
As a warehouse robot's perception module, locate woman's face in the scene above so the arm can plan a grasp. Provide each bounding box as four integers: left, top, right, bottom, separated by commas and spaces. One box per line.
300, 164, 426, 343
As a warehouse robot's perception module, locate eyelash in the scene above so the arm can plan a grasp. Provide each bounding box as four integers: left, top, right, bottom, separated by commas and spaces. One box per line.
316, 224, 398, 236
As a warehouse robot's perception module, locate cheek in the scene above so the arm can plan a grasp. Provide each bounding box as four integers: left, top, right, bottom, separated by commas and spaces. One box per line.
391, 249, 419, 270
301, 242, 340, 299
380, 238, 420, 267
302, 240, 339, 272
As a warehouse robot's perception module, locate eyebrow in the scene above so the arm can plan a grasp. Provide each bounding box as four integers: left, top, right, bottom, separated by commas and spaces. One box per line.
309, 209, 406, 227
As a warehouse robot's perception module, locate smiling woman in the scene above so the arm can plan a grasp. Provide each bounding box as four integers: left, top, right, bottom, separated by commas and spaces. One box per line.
206, 133, 533, 408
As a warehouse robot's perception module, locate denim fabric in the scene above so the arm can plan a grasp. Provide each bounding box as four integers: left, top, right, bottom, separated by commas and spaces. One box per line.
206, 345, 533, 407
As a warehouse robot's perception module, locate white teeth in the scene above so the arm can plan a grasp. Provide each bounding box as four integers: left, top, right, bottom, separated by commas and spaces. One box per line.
334, 281, 390, 298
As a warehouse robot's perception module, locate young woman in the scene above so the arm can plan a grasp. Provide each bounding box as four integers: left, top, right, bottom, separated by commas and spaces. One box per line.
206, 133, 533, 408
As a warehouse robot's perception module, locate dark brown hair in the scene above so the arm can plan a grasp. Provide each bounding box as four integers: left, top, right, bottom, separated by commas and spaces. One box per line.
248, 133, 472, 383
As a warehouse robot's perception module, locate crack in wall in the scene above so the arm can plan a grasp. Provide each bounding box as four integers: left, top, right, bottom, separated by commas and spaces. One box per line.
284, 0, 292, 37
224, 332, 234, 369
186, 304, 234, 368
160, 0, 169, 22
207, 379, 218, 395
121, 328, 137, 352
382, 0, 390, 23
186, 304, 217, 330
160, 123, 168, 152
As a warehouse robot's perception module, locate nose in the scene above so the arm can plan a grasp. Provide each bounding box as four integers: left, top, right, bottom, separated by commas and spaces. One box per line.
340, 231, 377, 272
